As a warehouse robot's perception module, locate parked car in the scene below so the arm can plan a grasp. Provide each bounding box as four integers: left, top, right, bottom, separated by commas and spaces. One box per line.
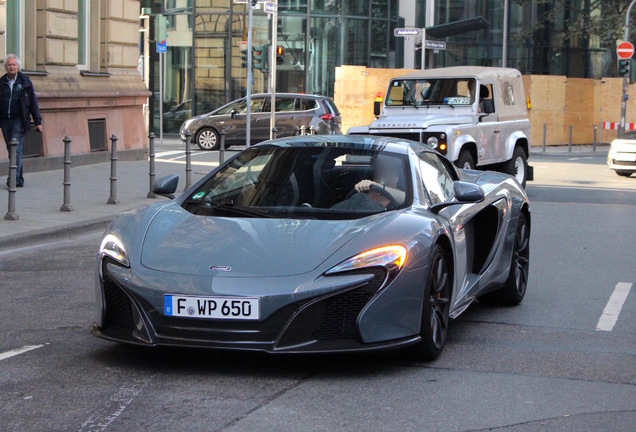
180, 93, 342, 150
607, 130, 636, 177
92, 134, 530, 360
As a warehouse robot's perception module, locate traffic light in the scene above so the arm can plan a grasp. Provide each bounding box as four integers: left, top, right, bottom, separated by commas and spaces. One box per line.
241, 49, 249, 68
253, 45, 268, 72
619, 59, 631, 77
276, 46, 284, 64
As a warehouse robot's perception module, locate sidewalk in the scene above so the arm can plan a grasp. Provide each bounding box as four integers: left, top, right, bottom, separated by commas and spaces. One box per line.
530, 144, 610, 155
0, 157, 204, 251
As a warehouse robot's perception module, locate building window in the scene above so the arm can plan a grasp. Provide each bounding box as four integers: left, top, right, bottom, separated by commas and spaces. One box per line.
78, 0, 90, 68
6, 0, 25, 60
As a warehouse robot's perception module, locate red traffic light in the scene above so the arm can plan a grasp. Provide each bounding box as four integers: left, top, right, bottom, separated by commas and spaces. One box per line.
276, 46, 284, 64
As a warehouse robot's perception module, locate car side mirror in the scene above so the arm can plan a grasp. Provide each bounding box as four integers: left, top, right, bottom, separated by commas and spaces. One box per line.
230, 109, 238, 119
429, 181, 485, 214
373, 101, 382, 118
152, 174, 179, 199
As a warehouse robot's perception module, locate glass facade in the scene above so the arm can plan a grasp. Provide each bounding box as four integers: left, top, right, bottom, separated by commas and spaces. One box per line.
144, 0, 617, 134
144, 0, 405, 133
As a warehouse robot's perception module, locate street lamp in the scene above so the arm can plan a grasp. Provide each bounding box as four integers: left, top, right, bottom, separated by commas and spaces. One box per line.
620, 0, 636, 135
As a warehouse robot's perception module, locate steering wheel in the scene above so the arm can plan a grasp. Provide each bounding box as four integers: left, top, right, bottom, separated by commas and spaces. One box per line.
345, 184, 399, 210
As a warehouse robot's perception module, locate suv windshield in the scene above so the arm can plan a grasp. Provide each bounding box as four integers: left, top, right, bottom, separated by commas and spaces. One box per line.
183, 145, 410, 220
387, 78, 476, 107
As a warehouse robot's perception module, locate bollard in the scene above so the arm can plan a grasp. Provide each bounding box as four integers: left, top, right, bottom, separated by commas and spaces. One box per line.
60, 136, 73, 212
184, 130, 192, 191
309, 125, 315, 135
4, 138, 19, 220
599, 119, 603, 148
147, 132, 156, 198
568, 125, 572, 152
272, 126, 278, 140
542, 123, 547, 152
107, 134, 118, 204
219, 127, 226, 165
593, 125, 597, 152
295, 126, 300, 136
300, 125, 306, 136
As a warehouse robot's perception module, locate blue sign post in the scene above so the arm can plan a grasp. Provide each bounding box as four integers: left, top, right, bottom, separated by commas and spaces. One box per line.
157, 40, 167, 53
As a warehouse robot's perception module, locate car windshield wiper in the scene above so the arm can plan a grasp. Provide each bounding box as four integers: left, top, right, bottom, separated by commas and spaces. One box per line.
184, 199, 271, 218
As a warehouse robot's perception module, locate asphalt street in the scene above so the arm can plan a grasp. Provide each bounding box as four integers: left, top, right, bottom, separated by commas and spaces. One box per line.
0, 147, 634, 431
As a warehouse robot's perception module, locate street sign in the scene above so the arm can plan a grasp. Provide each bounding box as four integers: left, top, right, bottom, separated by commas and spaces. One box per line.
617, 41, 634, 60
424, 40, 446, 50
156, 40, 167, 53
394, 28, 422, 37
264, 1, 277, 14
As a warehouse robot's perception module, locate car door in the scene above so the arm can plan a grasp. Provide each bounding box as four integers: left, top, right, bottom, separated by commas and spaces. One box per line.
476, 82, 503, 164
271, 97, 298, 137
221, 97, 265, 145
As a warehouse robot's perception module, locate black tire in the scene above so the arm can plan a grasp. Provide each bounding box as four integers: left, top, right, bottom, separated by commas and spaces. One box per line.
410, 244, 452, 361
455, 150, 475, 170
195, 128, 219, 151
615, 170, 632, 177
480, 212, 530, 306
505, 146, 528, 188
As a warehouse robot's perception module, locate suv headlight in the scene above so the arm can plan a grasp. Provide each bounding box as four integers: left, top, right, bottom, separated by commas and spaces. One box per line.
325, 245, 407, 276
99, 234, 129, 268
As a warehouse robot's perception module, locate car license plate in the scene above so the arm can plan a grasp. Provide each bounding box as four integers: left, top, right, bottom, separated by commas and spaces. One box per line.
615, 153, 636, 162
164, 295, 260, 320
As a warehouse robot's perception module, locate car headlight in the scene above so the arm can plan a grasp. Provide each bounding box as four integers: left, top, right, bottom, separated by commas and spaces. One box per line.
99, 234, 129, 268
325, 245, 407, 276
427, 136, 439, 148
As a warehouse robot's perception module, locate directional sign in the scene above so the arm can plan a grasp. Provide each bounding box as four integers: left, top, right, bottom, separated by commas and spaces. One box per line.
425, 40, 446, 50
156, 40, 167, 53
617, 41, 634, 60
394, 28, 422, 37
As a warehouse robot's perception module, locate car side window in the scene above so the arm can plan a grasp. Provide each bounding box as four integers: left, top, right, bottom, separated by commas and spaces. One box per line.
298, 98, 318, 111
419, 153, 455, 205
275, 98, 296, 112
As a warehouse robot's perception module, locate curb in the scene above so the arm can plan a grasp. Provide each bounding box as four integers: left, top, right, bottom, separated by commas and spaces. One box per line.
0, 217, 113, 252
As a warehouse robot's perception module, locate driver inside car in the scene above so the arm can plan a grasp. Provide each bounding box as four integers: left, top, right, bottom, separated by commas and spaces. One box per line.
332, 154, 406, 211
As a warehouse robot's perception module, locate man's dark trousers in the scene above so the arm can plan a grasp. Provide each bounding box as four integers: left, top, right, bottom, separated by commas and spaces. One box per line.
2, 118, 25, 187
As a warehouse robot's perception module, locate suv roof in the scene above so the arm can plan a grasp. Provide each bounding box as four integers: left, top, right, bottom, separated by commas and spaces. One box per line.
395, 66, 523, 81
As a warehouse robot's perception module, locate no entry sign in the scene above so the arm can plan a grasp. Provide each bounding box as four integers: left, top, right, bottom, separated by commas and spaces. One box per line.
617, 41, 634, 60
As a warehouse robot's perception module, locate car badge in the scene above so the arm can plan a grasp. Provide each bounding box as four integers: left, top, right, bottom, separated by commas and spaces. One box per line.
209, 265, 232, 272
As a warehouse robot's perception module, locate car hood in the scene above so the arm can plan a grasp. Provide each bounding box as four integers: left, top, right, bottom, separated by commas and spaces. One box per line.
140, 205, 372, 277
369, 112, 474, 130
610, 139, 636, 152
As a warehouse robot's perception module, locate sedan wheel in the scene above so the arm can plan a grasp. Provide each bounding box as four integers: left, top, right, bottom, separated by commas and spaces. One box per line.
196, 128, 219, 151
410, 244, 451, 361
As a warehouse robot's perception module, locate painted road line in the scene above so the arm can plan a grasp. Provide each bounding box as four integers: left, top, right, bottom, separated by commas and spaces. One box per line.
0, 344, 46, 361
155, 158, 219, 167
596, 282, 633, 332
78, 377, 152, 432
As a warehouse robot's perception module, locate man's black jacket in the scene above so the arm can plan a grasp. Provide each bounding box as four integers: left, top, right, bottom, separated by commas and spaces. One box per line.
0, 71, 42, 132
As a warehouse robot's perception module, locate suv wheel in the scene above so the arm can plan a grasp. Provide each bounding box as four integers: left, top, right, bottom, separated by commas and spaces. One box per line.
455, 150, 475, 170
196, 128, 219, 151
505, 146, 527, 187
615, 170, 632, 177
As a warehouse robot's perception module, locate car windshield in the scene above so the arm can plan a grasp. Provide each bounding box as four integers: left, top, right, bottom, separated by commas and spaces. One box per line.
183, 145, 411, 220
386, 78, 476, 107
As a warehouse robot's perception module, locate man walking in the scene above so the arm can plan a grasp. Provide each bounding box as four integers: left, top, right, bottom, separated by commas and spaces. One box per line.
1, 54, 42, 187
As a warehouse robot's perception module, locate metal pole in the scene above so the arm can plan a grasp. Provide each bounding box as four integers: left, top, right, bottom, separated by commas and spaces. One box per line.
272, 126, 278, 140
246, 1, 254, 147
568, 125, 572, 152
107, 134, 118, 204
620, 0, 636, 136
60, 136, 73, 212
502, 0, 509, 68
184, 130, 192, 190
4, 138, 18, 220
593, 124, 597, 152
219, 127, 226, 164
542, 123, 547, 152
270, 6, 278, 140
599, 119, 603, 146
421, 28, 426, 70
159, 51, 164, 147
147, 132, 156, 198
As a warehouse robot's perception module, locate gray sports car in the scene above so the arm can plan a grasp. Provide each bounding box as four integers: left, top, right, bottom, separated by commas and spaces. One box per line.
92, 135, 530, 360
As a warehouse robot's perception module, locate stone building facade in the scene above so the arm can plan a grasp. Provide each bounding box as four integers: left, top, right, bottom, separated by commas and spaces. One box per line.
0, 0, 148, 166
